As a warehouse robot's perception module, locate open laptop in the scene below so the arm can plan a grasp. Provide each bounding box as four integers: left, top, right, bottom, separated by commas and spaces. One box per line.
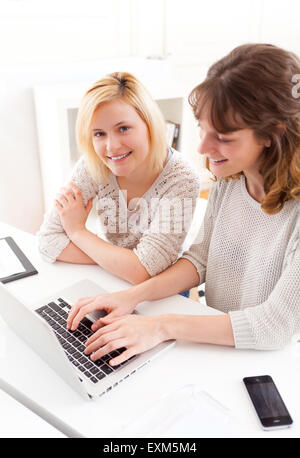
0, 279, 175, 400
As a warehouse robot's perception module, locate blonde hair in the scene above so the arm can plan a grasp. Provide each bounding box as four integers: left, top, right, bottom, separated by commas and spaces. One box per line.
76, 72, 167, 183
189, 43, 300, 214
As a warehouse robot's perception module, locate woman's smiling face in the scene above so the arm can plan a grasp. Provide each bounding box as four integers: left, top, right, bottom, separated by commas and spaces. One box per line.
197, 117, 270, 178
91, 98, 150, 178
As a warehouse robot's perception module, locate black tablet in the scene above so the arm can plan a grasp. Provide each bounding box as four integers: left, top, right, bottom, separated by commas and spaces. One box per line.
0, 236, 38, 283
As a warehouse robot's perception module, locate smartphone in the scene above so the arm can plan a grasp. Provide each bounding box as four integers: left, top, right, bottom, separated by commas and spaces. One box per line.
243, 375, 293, 430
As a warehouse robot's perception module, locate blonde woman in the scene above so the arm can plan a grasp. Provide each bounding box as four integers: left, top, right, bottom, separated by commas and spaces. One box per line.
67, 44, 300, 365
37, 72, 201, 285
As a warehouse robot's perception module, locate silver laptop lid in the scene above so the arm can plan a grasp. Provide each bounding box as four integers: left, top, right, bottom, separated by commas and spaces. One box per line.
0, 283, 89, 399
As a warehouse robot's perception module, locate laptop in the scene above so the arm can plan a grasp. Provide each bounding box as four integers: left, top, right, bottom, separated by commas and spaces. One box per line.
0, 279, 175, 400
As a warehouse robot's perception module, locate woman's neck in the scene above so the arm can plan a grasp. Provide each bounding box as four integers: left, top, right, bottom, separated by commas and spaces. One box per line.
243, 169, 265, 203
116, 150, 168, 200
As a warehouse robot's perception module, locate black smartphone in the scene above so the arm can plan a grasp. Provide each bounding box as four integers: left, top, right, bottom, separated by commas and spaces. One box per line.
243, 375, 293, 430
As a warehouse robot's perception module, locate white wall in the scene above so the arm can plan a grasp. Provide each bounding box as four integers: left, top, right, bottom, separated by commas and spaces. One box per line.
1, 0, 300, 233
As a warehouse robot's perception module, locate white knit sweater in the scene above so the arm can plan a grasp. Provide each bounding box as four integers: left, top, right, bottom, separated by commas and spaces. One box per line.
182, 175, 300, 350
37, 150, 201, 276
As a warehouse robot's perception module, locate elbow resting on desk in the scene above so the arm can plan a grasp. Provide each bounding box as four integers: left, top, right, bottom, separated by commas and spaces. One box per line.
38, 237, 151, 285
126, 265, 151, 285
37, 238, 96, 265
56, 243, 151, 285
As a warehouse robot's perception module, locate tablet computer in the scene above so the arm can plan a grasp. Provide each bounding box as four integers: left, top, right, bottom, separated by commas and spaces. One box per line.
0, 236, 38, 283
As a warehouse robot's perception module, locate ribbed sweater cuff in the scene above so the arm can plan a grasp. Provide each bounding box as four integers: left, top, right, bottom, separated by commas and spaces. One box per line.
229, 310, 256, 349
38, 236, 70, 263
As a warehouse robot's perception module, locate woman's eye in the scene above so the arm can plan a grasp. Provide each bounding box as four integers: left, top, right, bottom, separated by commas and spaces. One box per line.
217, 137, 232, 143
94, 131, 105, 137
119, 126, 130, 133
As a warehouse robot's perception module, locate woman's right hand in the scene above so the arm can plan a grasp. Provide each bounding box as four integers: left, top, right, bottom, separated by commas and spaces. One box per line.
66, 289, 138, 332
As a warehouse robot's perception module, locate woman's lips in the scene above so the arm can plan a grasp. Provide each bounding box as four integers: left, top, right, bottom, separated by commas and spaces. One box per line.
209, 158, 228, 166
108, 151, 132, 162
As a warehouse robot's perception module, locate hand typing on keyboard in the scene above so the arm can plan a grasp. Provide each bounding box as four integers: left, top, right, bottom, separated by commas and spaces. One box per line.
36, 299, 137, 383
67, 289, 138, 332
84, 314, 166, 367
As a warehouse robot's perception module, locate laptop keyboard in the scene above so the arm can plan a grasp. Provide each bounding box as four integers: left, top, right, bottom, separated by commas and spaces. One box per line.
35, 298, 135, 384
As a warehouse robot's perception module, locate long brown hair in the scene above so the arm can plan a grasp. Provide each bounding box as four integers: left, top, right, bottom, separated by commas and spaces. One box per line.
189, 43, 300, 214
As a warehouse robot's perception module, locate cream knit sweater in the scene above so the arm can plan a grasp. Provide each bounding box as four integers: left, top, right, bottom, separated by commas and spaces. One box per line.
182, 175, 300, 350
37, 150, 201, 276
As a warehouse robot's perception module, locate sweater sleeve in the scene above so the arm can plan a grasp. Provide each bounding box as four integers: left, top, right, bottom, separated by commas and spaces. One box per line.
36, 156, 98, 263
133, 174, 201, 276
229, 234, 300, 350
181, 180, 222, 285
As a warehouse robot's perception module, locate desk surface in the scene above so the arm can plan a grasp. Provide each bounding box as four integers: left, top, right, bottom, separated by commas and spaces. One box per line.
0, 386, 66, 438
0, 221, 300, 438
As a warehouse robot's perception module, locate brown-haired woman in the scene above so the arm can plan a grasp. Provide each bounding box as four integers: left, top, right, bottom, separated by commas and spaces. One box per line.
67, 44, 300, 366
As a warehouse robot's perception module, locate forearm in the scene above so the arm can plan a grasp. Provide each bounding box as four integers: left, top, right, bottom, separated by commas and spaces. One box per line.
160, 313, 235, 347
56, 241, 97, 264
129, 258, 200, 304
70, 229, 150, 284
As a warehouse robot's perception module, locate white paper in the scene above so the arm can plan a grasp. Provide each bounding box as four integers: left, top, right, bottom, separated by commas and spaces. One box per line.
160, 391, 234, 437
0, 239, 26, 278
119, 385, 238, 438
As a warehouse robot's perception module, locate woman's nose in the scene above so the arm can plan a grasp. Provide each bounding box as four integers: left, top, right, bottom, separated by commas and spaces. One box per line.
106, 134, 122, 153
197, 135, 218, 156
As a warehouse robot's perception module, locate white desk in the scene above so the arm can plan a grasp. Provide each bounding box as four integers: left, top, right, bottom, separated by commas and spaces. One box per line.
0, 384, 66, 438
0, 222, 300, 438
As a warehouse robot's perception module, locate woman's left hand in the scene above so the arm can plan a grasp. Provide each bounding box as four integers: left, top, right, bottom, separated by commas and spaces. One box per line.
84, 314, 167, 366
55, 182, 93, 239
